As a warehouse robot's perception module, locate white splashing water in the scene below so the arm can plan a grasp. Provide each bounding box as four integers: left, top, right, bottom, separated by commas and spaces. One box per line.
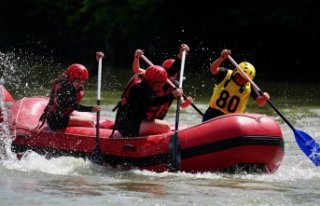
2, 150, 90, 175
0, 51, 86, 176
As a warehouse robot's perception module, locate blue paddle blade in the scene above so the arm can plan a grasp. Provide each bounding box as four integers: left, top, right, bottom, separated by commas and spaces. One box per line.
293, 128, 320, 166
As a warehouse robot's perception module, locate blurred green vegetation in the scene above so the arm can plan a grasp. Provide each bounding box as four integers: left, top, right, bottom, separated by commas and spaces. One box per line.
1, 0, 319, 82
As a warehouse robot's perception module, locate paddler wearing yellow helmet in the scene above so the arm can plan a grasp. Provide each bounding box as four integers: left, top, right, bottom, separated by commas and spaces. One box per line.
202, 49, 270, 122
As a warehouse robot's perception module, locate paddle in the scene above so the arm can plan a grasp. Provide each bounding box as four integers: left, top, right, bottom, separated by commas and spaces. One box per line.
227, 55, 320, 166
167, 50, 187, 171
93, 56, 103, 163
166, 80, 204, 116
141, 55, 204, 117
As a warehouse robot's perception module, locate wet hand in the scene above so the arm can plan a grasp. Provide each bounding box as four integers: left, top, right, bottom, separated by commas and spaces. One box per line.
181, 96, 194, 108
135, 49, 143, 58
172, 88, 183, 98
92, 105, 101, 112
256, 92, 270, 107
185, 96, 194, 103
221, 49, 231, 59
96, 51, 105, 61
178, 44, 190, 59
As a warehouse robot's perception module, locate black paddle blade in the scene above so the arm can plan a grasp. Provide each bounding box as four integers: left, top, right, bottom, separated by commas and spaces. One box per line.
293, 128, 320, 166
90, 147, 104, 165
168, 133, 181, 172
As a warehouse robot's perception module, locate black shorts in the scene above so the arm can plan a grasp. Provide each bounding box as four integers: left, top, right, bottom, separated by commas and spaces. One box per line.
47, 112, 70, 130
202, 107, 225, 122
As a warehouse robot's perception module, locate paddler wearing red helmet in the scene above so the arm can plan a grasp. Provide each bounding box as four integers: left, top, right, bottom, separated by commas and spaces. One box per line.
131, 44, 193, 120
114, 65, 183, 137
38, 63, 101, 130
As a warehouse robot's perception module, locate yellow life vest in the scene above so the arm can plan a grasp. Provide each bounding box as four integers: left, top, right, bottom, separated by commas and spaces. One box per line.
208, 70, 251, 114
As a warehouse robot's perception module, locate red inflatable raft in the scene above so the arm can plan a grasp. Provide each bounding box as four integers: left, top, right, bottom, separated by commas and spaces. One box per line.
0, 85, 14, 123
4, 93, 284, 173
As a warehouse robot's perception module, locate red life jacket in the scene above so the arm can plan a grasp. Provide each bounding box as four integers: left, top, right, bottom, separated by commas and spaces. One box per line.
63, 85, 85, 115
37, 80, 84, 129
154, 102, 171, 120
118, 73, 164, 121
153, 84, 173, 120
120, 74, 143, 106
145, 103, 165, 121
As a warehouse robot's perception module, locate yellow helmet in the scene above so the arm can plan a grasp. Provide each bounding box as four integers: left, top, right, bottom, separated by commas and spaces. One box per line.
236, 61, 256, 80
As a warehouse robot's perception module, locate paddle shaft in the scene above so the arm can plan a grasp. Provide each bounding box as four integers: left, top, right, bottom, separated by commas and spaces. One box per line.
142, 54, 204, 116
141, 55, 153, 66
267, 100, 295, 129
168, 50, 186, 171
96, 57, 103, 148
174, 50, 186, 131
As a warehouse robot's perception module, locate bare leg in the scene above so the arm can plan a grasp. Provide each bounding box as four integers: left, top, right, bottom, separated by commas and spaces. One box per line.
140, 119, 171, 136
68, 113, 113, 129
68, 115, 95, 127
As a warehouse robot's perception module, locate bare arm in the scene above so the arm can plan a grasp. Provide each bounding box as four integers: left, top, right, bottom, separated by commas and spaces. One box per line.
132, 49, 145, 74
210, 49, 231, 75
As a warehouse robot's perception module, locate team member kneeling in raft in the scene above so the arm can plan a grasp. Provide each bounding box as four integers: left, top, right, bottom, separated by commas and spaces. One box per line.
203, 49, 270, 122
37, 64, 101, 130
114, 65, 183, 137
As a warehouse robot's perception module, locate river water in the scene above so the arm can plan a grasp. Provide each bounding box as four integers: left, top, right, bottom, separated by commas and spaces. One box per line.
1, 52, 320, 205
0, 103, 320, 206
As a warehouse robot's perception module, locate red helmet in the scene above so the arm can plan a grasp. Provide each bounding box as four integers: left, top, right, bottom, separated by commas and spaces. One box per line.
144, 65, 168, 83
65, 64, 89, 81
162, 58, 175, 70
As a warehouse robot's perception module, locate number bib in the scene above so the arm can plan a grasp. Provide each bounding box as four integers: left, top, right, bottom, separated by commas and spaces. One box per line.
209, 70, 251, 114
